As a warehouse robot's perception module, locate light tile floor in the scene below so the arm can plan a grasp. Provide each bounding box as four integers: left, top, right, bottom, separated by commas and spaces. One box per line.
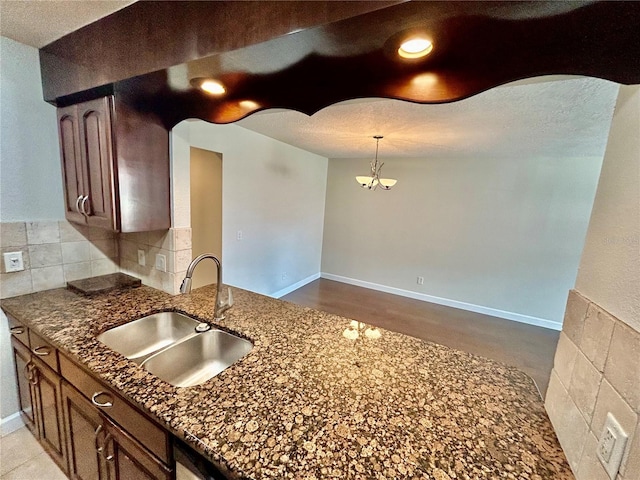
0, 427, 66, 479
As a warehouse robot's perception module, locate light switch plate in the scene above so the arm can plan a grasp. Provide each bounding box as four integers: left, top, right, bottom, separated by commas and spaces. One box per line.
3, 251, 24, 272
137, 249, 146, 266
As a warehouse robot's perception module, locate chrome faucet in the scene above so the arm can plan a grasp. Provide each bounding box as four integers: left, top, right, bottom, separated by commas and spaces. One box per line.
180, 254, 233, 321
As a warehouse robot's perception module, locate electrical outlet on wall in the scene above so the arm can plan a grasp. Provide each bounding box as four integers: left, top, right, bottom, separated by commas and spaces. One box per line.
597, 412, 628, 479
417, 276, 424, 285
155, 253, 167, 272
3, 251, 24, 272
137, 249, 146, 266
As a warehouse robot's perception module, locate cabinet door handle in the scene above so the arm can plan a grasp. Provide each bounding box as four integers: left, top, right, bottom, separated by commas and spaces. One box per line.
75, 195, 83, 213
91, 391, 113, 408
10, 326, 25, 335
80, 195, 89, 216
27, 364, 38, 386
104, 434, 114, 462
32, 346, 51, 356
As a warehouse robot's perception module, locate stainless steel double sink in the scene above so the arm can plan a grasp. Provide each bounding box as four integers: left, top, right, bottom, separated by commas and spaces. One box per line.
97, 312, 252, 387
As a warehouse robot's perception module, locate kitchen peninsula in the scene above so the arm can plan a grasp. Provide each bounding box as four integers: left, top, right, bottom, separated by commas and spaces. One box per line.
1, 285, 573, 479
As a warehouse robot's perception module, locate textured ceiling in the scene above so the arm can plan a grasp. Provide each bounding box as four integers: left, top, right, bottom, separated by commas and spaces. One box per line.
237, 77, 620, 160
0, 0, 135, 48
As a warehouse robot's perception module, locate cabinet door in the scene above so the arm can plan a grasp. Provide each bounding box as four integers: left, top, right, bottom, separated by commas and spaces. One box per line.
77, 97, 117, 230
32, 358, 67, 474
62, 382, 107, 480
103, 417, 172, 480
57, 105, 86, 224
11, 337, 37, 436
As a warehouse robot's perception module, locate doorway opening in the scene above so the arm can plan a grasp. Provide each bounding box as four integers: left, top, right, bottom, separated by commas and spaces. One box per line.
189, 146, 222, 289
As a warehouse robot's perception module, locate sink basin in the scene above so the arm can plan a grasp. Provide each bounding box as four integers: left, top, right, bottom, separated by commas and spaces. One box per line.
97, 312, 201, 364
141, 330, 253, 387
97, 311, 253, 387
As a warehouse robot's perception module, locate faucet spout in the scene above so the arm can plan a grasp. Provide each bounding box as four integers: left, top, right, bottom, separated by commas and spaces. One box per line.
180, 254, 233, 321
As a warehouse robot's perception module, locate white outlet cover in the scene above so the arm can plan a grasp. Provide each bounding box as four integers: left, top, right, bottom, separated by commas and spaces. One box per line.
3, 251, 24, 272
597, 412, 628, 479
155, 253, 167, 272
137, 249, 146, 266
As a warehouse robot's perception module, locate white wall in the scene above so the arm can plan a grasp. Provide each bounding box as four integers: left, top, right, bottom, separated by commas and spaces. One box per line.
171, 121, 328, 297
322, 154, 604, 327
0, 37, 63, 427
576, 85, 640, 332
545, 85, 640, 480
0, 37, 63, 222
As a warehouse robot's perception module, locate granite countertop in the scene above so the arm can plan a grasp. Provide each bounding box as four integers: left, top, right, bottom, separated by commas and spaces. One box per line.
1, 285, 573, 479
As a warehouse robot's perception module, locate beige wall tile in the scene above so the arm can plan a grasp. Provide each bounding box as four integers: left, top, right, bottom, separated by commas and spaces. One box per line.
119, 240, 140, 263
90, 239, 117, 260
175, 249, 193, 273
591, 379, 637, 475
61, 241, 91, 264
570, 350, 603, 424
174, 227, 192, 250
581, 304, 616, 372
63, 262, 92, 282
162, 272, 179, 295
0, 246, 30, 273
58, 221, 89, 242
91, 259, 118, 276
147, 230, 171, 249
604, 323, 640, 412
564, 290, 589, 345
26, 221, 60, 245
545, 370, 589, 473
28, 243, 62, 268
31, 266, 65, 291
0, 271, 32, 298
0, 223, 27, 248
554, 332, 579, 389
621, 419, 640, 479
87, 227, 116, 241
576, 433, 610, 480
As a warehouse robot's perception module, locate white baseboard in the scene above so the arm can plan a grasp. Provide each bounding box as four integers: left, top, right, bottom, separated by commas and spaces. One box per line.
1, 412, 24, 437
271, 273, 321, 299
320, 273, 562, 331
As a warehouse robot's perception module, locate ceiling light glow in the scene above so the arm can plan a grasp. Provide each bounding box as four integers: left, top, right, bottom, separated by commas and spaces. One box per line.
200, 79, 226, 95
398, 38, 433, 59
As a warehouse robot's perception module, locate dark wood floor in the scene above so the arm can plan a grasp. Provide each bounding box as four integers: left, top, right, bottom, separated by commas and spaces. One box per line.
283, 279, 560, 397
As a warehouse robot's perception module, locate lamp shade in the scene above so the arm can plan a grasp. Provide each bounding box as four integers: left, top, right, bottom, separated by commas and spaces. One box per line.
378, 178, 397, 189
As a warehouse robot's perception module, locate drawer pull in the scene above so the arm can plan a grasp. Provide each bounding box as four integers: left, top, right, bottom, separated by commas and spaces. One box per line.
32, 346, 51, 356
10, 327, 25, 335
91, 391, 113, 408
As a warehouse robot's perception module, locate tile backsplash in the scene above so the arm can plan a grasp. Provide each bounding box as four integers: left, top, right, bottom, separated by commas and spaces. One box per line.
119, 227, 191, 295
1, 221, 118, 299
545, 290, 639, 480
0, 221, 191, 299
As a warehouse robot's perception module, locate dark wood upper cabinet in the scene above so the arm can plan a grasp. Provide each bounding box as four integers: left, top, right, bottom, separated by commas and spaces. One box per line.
56, 96, 170, 233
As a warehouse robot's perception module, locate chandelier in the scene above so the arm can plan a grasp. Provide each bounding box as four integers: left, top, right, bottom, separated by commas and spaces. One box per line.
355, 135, 397, 190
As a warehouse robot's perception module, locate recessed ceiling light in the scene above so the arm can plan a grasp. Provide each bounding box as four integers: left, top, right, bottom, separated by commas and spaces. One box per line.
398, 38, 433, 59
191, 77, 226, 95
200, 79, 226, 95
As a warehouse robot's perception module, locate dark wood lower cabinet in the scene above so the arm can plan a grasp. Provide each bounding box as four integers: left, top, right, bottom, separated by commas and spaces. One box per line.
62, 381, 104, 480
9, 315, 173, 480
103, 416, 172, 480
61, 381, 171, 480
32, 357, 67, 472
11, 337, 37, 436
